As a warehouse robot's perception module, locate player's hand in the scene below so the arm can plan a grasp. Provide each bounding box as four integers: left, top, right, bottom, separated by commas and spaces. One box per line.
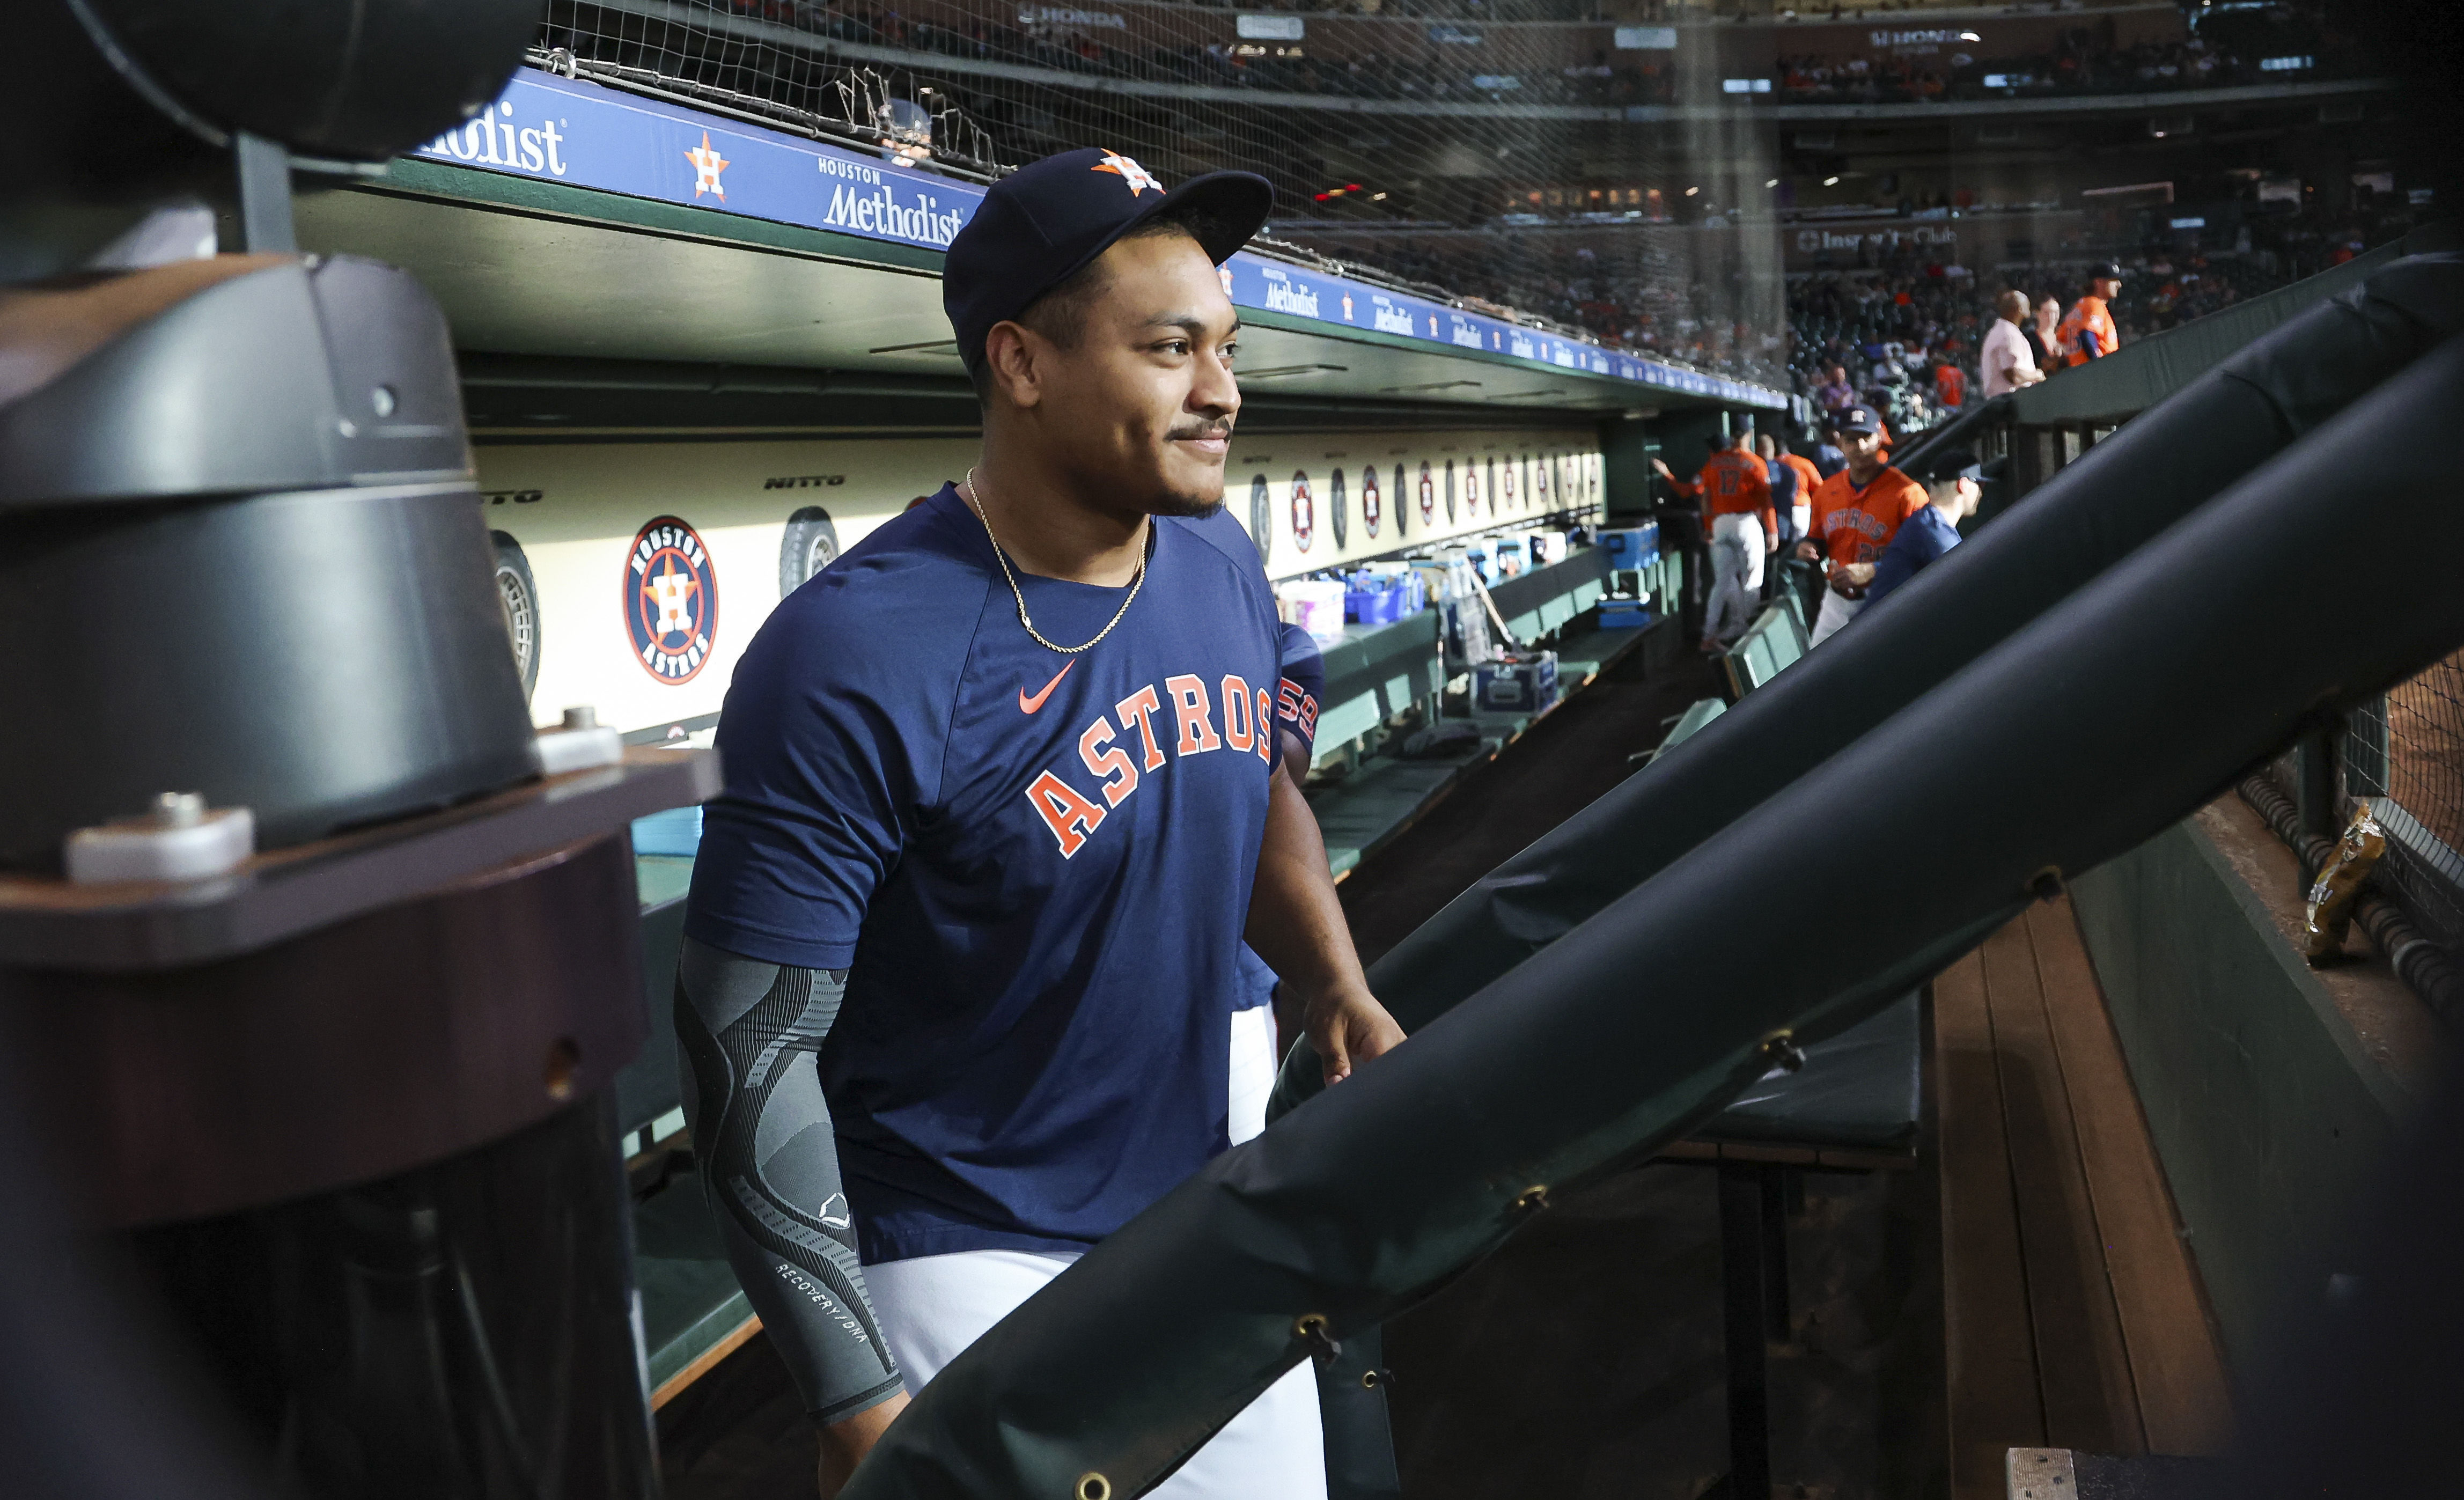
1765, 535, 1779, 554
819, 1390, 909, 1497
1649, 457, 1673, 479
1305, 986, 1405, 1086
1793, 540, 1820, 561
1840, 562, 1876, 586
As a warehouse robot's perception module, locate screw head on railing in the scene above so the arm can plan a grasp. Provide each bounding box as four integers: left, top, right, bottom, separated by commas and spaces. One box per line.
151, 791, 207, 827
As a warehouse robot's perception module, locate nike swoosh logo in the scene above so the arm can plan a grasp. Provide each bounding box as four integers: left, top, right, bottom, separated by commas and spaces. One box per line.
1018, 661, 1073, 714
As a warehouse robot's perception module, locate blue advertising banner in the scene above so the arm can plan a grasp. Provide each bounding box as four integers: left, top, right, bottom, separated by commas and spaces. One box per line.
414, 68, 1785, 410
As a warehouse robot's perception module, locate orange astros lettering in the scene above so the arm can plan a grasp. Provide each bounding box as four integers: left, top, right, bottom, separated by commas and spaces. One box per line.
1025, 770, 1107, 856
1115, 686, 1167, 770
1079, 718, 1140, 808
1164, 675, 1222, 756
1220, 674, 1255, 753
1026, 670, 1270, 858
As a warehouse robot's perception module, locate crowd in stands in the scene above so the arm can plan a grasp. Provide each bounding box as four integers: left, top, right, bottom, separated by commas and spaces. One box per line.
620, 0, 2373, 111
1294, 232, 1791, 383
1774, 10, 2365, 105
1777, 225, 2392, 433
1185, 0, 1598, 20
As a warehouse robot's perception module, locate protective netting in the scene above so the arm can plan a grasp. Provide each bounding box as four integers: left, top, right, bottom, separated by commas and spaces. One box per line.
532, 0, 1785, 383
2346, 653, 2464, 960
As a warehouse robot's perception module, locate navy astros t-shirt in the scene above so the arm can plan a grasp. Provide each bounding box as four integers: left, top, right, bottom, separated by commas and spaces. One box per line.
1233, 623, 1326, 1012
686, 483, 1282, 1264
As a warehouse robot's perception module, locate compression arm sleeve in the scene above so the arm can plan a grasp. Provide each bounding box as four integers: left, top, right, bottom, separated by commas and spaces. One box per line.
675, 935, 904, 1424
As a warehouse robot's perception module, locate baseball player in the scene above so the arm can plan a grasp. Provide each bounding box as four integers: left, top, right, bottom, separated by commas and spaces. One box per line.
675, 149, 1403, 1498
2056, 263, 2124, 366
1766, 433, 1823, 546
1863, 446, 1982, 608
1653, 431, 1774, 651
1794, 405, 1929, 645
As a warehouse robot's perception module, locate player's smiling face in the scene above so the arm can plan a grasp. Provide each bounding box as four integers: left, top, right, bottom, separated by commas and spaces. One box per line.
1040, 231, 1241, 519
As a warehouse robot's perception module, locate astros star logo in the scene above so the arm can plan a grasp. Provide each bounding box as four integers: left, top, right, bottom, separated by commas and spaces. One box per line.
626, 516, 722, 684
686, 130, 730, 198
1091, 151, 1163, 196
644, 556, 701, 634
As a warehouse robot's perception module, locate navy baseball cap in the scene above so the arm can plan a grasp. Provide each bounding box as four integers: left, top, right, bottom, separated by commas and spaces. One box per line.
1831, 404, 1883, 436
1908, 445, 1982, 483
944, 148, 1274, 376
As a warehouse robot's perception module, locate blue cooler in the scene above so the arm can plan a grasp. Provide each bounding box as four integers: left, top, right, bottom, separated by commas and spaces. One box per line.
1598, 599, 1652, 629
1600, 526, 1659, 572
1474, 651, 1559, 714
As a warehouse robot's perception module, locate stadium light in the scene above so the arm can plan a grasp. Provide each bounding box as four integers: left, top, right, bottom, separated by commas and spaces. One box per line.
1685, 186, 1700, 196
1766, 178, 1779, 188
1822, 175, 1841, 186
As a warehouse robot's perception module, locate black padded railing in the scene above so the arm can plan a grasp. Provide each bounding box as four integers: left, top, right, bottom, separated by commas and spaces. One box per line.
836, 306, 2464, 1500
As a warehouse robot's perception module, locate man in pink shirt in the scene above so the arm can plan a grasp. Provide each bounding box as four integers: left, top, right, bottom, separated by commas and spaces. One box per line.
1979, 289, 2046, 399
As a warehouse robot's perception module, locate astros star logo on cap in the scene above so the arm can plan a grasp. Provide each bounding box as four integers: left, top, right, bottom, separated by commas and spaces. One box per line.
1091, 152, 1163, 196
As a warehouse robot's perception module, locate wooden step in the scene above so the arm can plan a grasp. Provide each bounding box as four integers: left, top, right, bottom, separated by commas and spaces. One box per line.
1937, 897, 2236, 1498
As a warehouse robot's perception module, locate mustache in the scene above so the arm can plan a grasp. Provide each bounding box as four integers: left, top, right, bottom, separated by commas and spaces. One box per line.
1167, 419, 1234, 442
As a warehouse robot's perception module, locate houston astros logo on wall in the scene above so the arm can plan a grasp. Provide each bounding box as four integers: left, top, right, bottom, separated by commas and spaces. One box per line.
1290, 470, 1315, 553
1464, 462, 1481, 517
1418, 461, 1436, 525
627, 516, 719, 683
1362, 466, 1382, 538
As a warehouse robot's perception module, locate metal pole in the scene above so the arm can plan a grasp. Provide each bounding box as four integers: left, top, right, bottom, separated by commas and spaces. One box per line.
233, 131, 297, 254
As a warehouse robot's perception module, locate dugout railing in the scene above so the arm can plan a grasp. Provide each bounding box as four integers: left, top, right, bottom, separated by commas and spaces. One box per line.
839, 229, 2464, 1500
1880, 227, 2464, 1024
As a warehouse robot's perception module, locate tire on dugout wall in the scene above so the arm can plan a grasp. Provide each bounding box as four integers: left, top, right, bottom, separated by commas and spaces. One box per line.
490, 530, 541, 703
779, 506, 842, 597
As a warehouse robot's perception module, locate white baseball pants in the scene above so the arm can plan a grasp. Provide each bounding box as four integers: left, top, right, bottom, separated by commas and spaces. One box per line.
862, 1003, 1326, 1498
1706, 512, 1766, 644
1810, 583, 1865, 645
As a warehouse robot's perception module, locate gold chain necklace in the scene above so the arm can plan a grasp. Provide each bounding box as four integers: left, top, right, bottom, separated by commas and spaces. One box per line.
962, 467, 1149, 656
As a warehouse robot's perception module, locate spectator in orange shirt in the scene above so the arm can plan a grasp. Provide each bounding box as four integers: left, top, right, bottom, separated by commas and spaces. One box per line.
1655, 431, 1774, 651
1794, 405, 1930, 646
1933, 358, 1966, 412
2057, 263, 2124, 366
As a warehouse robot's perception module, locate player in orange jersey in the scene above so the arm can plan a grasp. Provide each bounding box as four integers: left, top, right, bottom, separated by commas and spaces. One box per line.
1656, 430, 1774, 650
2056, 263, 2124, 367
1794, 405, 1930, 645
1763, 433, 1824, 545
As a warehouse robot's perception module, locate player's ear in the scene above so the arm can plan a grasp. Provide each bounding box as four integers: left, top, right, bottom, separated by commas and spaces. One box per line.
983, 321, 1047, 411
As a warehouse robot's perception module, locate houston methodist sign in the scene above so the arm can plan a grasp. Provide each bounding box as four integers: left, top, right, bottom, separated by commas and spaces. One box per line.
416, 68, 1785, 408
